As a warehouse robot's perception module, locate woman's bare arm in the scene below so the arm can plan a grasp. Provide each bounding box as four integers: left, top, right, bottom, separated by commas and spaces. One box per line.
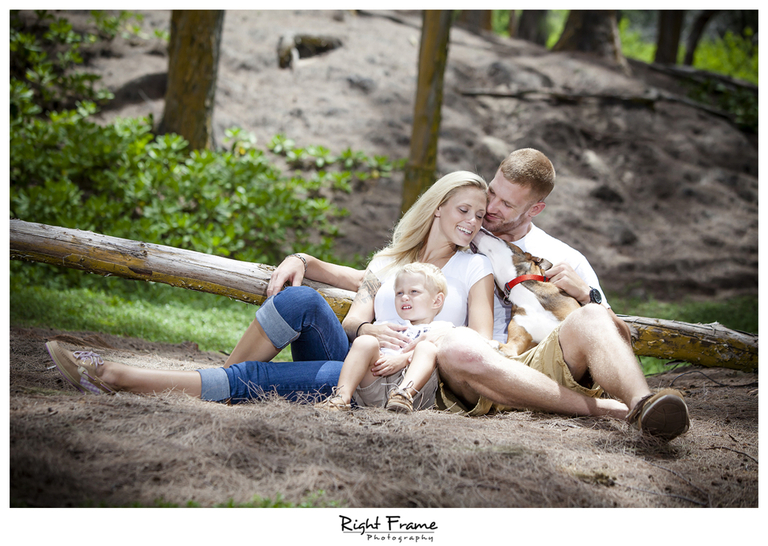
466, 273, 495, 339
266, 253, 365, 297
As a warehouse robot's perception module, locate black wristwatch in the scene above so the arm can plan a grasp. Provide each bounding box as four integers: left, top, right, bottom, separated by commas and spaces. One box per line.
588, 287, 602, 305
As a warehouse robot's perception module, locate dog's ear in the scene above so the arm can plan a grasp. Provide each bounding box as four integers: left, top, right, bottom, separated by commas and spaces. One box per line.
528, 253, 553, 271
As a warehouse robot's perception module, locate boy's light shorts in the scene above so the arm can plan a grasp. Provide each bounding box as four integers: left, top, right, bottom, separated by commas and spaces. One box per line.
354, 368, 439, 410
435, 324, 604, 416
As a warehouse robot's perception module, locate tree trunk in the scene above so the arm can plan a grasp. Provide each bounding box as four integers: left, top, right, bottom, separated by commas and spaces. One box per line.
456, 10, 493, 33
157, 10, 225, 151
507, 10, 518, 38
10, 220, 758, 372
401, 10, 452, 215
517, 10, 548, 45
655, 10, 685, 64
683, 10, 718, 66
552, 10, 630, 75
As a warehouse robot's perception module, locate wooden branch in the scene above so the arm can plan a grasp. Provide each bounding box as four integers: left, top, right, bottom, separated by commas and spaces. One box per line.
457, 86, 736, 123
620, 315, 757, 372
9, 220, 356, 319
643, 62, 757, 94
10, 220, 757, 372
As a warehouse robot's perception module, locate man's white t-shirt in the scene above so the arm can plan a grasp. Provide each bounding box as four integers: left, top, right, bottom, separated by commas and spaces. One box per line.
492, 223, 607, 343
368, 250, 492, 328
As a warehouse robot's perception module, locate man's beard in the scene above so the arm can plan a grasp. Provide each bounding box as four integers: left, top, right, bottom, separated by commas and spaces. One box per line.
483, 215, 518, 237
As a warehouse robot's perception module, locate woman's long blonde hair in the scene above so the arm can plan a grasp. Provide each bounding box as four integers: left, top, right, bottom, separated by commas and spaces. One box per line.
374, 170, 487, 269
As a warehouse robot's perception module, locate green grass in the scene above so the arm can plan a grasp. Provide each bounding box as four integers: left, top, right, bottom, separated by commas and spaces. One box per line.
609, 293, 757, 334
11, 275, 256, 354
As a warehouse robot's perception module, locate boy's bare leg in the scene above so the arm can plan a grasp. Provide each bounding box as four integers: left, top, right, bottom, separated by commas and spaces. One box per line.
437, 328, 628, 419
399, 341, 438, 397
225, 318, 281, 367
334, 335, 381, 404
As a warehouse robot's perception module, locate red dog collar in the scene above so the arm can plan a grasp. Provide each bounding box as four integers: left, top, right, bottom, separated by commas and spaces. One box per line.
504, 274, 548, 293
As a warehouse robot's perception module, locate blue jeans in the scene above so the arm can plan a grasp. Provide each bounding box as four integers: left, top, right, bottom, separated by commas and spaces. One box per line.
198, 286, 350, 403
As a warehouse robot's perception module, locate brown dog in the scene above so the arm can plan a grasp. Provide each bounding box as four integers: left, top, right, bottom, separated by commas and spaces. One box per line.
471, 228, 581, 357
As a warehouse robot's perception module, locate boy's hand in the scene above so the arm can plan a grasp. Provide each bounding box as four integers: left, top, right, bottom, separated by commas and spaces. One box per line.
371, 352, 409, 377
402, 322, 453, 354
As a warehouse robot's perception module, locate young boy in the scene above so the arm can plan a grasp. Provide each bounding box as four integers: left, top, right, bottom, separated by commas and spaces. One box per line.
315, 263, 451, 413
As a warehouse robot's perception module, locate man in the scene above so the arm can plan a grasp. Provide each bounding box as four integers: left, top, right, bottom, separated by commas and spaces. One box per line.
268, 149, 690, 441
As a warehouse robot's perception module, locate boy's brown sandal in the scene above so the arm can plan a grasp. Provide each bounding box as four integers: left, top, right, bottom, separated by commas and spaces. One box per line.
314, 387, 351, 411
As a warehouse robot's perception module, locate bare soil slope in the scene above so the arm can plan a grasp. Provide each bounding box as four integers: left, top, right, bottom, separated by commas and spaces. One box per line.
90, 9, 759, 301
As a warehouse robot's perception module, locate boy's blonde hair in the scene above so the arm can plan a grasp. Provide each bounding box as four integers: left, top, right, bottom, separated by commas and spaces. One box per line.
395, 262, 448, 306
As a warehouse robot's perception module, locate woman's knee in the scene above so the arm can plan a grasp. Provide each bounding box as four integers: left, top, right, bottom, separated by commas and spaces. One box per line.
257, 286, 333, 333
271, 286, 325, 314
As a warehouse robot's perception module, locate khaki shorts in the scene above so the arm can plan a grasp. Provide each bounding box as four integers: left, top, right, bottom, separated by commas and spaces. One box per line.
435, 325, 604, 416
354, 368, 439, 410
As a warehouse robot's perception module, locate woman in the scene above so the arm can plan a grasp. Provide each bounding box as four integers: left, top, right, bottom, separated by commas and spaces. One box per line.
45, 171, 495, 405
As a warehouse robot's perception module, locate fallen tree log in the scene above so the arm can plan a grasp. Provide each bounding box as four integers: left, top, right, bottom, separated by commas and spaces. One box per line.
619, 315, 756, 372
10, 220, 757, 371
9, 220, 355, 318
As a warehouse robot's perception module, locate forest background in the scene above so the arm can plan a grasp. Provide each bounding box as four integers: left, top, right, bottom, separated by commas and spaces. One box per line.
9, 8, 758, 362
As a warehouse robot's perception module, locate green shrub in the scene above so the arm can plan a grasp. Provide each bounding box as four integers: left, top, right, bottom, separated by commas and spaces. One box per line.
617, 17, 655, 63
10, 106, 347, 272
689, 28, 758, 85
616, 16, 758, 133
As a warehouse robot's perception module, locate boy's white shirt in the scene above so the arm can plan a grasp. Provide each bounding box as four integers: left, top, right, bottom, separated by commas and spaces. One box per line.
377, 319, 454, 355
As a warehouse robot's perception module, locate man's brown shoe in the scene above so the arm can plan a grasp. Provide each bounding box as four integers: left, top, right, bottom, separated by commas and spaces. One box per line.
627, 388, 690, 440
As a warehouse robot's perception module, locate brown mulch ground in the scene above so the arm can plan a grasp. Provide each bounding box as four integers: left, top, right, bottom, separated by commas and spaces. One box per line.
10, 325, 757, 510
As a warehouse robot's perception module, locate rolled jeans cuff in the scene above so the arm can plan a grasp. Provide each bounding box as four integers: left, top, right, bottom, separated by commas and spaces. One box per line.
197, 367, 231, 401
256, 296, 299, 349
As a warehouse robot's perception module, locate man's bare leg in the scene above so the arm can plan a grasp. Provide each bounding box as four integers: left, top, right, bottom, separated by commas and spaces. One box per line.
558, 305, 651, 411
225, 318, 281, 366
436, 328, 628, 418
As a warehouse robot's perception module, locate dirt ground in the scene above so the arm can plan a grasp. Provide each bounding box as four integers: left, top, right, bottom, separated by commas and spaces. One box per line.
9, 326, 759, 511
8, 9, 759, 520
